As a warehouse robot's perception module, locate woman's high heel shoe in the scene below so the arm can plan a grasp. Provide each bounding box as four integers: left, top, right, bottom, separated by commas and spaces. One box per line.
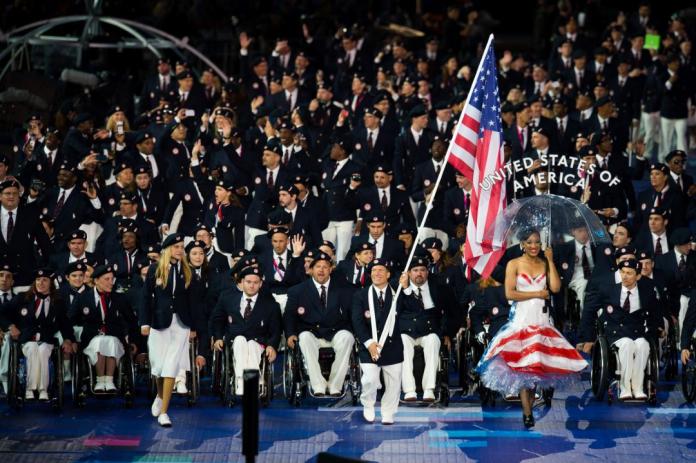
523, 414, 535, 428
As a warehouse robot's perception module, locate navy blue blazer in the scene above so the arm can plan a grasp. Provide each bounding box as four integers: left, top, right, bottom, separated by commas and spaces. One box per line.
469, 285, 510, 339
284, 278, 354, 341
351, 286, 403, 366
581, 279, 661, 344
69, 288, 135, 347
398, 281, 448, 339
139, 263, 194, 330
210, 290, 282, 349
0, 292, 75, 345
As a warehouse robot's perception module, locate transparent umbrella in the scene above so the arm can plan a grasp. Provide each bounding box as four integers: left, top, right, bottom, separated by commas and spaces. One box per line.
484, 194, 612, 249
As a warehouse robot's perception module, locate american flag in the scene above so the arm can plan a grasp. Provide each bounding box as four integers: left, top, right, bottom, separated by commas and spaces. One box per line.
447, 36, 507, 279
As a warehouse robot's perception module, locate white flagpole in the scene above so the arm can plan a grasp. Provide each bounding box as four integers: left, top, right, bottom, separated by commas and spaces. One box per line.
377, 34, 496, 354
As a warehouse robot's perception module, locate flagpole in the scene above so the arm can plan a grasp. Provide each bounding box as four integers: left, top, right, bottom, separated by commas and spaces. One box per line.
376, 34, 496, 354
401, 34, 495, 276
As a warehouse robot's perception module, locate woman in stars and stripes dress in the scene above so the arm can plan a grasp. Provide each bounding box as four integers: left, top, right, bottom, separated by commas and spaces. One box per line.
477, 228, 588, 428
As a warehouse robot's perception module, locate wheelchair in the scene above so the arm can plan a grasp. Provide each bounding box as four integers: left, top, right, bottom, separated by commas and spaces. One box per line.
457, 325, 496, 405
211, 338, 273, 408
456, 324, 554, 407
590, 327, 659, 405
400, 342, 451, 406
139, 339, 200, 407
72, 343, 135, 408
563, 287, 582, 335
283, 338, 361, 407
6, 339, 65, 411
659, 318, 679, 381
682, 338, 696, 404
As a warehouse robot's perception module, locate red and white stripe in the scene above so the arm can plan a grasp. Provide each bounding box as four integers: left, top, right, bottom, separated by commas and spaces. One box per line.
484, 325, 587, 374
445, 37, 507, 280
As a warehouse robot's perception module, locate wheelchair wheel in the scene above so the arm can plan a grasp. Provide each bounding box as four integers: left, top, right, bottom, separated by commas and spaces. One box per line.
284, 346, 304, 407
663, 330, 678, 381
119, 354, 135, 408
211, 349, 223, 396
456, 332, 467, 390
73, 352, 89, 408
51, 347, 64, 411
222, 343, 235, 407
7, 340, 23, 410
438, 347, 450, 406
682, 344, 696, 403
349, 344, 362, 406
479, 385, 495, 406
260, 358, 273, 408
591, 336, 610, 401
283, 347, 294, 403
187, 339, 199, 407
542, 387, 554, 406
647, 340, 659, 406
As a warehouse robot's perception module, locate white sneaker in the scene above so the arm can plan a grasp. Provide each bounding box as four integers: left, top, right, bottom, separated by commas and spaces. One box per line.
175, 381, 188, 394
632, 389, 648, 400
94, 377, 106, 392
38, 390, 49, 401
25, 390, 34, 400
422, 389, 436, 402
363, 407, 375, 423
151, 396, 163, 417
381, 415, 394, 425
158, 413, 172, 427
619, 388, 632, 400
403, 391, 417, 401
104, 377, 117, 392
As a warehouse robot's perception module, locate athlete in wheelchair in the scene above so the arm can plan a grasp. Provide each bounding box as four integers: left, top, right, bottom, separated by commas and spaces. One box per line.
211, 266, 281, 407
68, 265, 137, 407
637, 250, 679, 381
398, 256, 451, 405
465, 267, 510, 405
580, 259, 661, 403
283, 251, 360, 405
0, 268, 76, 409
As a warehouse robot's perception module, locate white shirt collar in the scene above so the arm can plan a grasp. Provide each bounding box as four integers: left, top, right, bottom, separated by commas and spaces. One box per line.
652, 231, 667, 240
313, 278, 330, 292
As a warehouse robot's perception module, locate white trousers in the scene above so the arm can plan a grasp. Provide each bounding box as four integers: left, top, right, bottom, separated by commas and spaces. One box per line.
419, 228, 450, 254
659, 117, 688, 162
0, 332, 9, 391
232, 336, 264, 395
322, 220, 354, 261
360, 362, 402, 421
613, 337, 650, 395
640, 111, 661, 159
401, 333, 440, 393
245, 226, 267, 252
568, 277, 588, 311
298, 330, 354, 394
22, 342, 53, 392
678, 295, 690, 336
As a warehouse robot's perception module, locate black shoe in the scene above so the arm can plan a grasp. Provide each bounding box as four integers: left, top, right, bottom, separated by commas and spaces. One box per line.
523, 414, 535, 428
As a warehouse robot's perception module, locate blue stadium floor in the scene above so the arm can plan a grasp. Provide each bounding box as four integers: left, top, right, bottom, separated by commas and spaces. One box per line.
1, 365, 696, 463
